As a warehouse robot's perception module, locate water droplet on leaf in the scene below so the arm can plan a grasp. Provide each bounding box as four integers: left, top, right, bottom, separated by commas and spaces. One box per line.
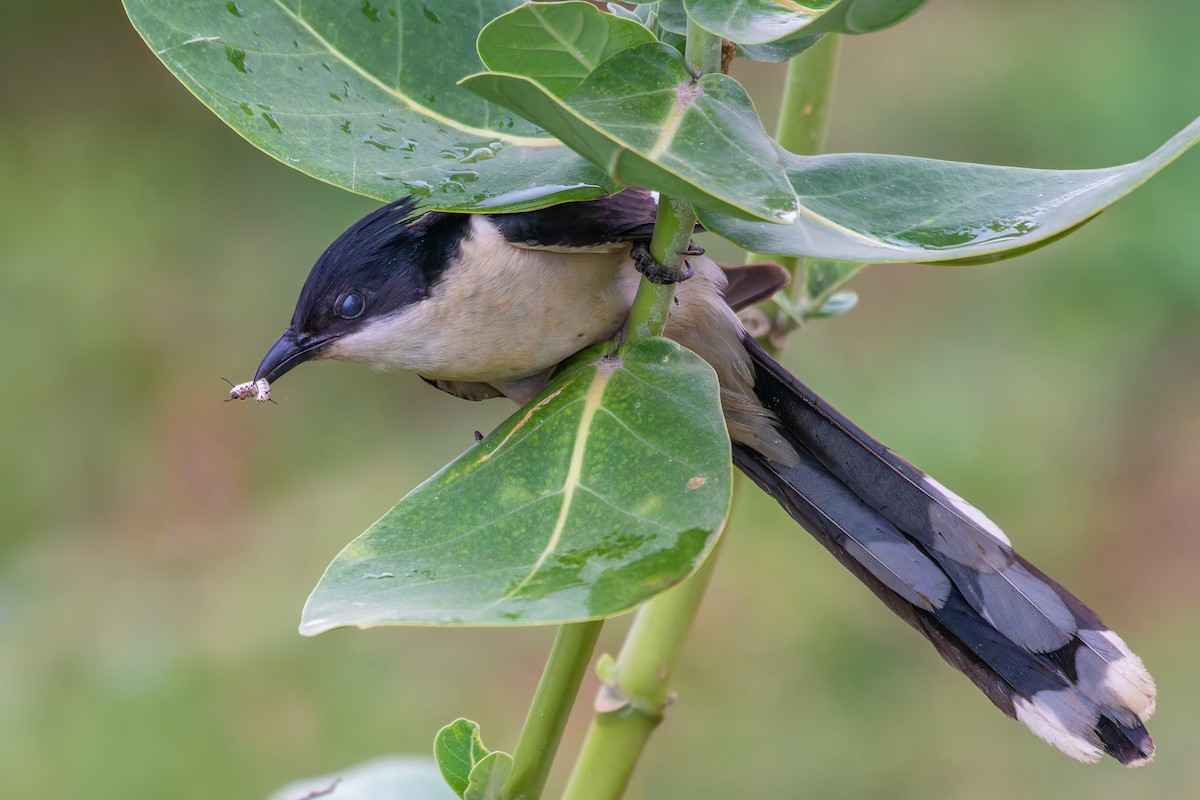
224, 45, 249, 73
361, 134, 393, 151
401, 180, 434, 197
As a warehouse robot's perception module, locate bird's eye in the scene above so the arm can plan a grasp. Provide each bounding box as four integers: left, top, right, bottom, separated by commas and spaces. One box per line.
336, 291, 365, 320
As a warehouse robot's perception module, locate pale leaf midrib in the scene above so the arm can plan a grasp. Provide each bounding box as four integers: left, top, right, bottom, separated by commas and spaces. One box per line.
501, 365, 615, 599
268, 0, 551, 147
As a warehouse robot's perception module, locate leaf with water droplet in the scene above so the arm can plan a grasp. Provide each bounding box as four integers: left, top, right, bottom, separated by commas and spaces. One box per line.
123, 0, 618, 211
223, 45, 249, 73
700, 115, 1200, 263
300, 337, 732, 631
464, 38, 797, 222
478, 1, 655, 96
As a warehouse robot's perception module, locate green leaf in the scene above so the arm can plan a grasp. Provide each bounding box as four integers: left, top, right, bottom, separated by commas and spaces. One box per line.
478, 2, 656, 96
463, 43, 798, 222
653, 0, 689, 36
685, 0, 832, 45
464, 752, 515, 800
734, 1, 927, 62
435, 719, 492, 798
605, 4, 645, 25
122, 0, 619, 212
737, 35, 826, 63
699, 116, 1200, 263
686, 0, 927, 45
806, 259, 868, 301
809, 290, 859, 319
301, 337, 732, 632
268, 757, 458, 800
803, 0, 929, 36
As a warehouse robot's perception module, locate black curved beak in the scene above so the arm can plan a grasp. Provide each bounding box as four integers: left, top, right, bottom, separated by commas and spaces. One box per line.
254, 328, 334, 383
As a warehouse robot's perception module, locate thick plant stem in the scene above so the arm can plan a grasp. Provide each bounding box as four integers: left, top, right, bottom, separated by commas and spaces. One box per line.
684, 15, 722, 75
775, 35, 840, 159
625, 198, 695, 339
502, 621, 604, 800
560, 537, 725, 800
559, 23, 730, 800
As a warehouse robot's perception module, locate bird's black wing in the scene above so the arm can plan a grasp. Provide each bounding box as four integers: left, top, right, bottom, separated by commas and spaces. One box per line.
488, 189, 662, 249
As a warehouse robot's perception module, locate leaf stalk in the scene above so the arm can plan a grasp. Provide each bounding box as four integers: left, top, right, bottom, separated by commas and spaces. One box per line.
558, 20, 731, 800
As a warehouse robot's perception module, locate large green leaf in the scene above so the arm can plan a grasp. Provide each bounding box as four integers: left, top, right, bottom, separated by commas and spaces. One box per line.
464, 42, 798, 222
685, 0, 833, 45
479, 2, 656, 97
300, 338, 732, 632
123, 0, 619, 211
739, 0, 931, 64
268, 757, 457, 800
700, 116, 1200, 263
685, 0, 925, 45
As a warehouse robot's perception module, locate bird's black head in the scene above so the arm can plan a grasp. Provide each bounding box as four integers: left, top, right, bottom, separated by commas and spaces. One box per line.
254, 197, 470, 384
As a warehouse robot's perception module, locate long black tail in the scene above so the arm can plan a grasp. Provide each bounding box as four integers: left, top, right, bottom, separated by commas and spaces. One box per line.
736, 335, 1156, 766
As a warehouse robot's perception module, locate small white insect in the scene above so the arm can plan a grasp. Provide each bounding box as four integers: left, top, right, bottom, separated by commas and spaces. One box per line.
225, 378, 272, 404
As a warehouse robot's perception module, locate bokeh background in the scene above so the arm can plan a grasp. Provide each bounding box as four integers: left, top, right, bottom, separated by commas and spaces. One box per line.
3, 2, 1199, 798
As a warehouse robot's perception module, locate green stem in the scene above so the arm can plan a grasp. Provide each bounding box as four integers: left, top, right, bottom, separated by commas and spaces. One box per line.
559, 23, 731, 800
774, 35, 840, 158
748, 34, 841, 349
624, 20, 722, 341
560, 537, 725, 800
625, 198, 695, 339
684, 15, 723, 76
502, 621, 604, 800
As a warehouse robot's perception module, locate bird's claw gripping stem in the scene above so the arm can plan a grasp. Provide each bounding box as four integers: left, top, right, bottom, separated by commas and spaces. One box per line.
631, 242, 703, 285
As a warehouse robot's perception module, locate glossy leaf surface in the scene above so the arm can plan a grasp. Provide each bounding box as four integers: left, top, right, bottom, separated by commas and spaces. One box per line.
685, 0, 926, 45
479, 2, 656, 96
464, 42, 798, 222
700, 116, 1200, 263
685, 0, 834, 45
123, 0, 619, 211
301, 338, 732, 632
268, 757, 457, 800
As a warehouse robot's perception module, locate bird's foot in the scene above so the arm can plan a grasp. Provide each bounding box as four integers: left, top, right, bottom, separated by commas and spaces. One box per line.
631, 242, 703, 285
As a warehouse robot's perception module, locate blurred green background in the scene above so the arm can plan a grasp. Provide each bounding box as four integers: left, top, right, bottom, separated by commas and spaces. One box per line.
2, 2, 1199, 798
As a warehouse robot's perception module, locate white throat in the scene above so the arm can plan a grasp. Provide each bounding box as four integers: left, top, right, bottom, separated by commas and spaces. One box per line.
327, 216, 642, 384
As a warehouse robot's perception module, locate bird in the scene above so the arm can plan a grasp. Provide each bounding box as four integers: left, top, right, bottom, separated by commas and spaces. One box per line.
244, 188, 1156, 767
